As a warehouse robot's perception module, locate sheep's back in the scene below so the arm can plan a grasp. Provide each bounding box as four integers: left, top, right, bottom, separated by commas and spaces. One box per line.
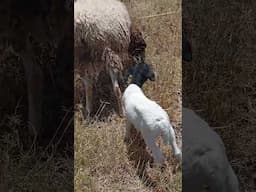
74, 0, 131, 74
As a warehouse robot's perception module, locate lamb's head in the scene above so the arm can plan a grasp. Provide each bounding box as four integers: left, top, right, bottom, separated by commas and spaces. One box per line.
125, 62, 155, 88
182, 34, 192, 62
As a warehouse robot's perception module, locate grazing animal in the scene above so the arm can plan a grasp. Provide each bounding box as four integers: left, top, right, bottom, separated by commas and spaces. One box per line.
182, 35, 239, 191
123, 84, 182, 164
75, 0, 135, 117
182, 108, 240, 192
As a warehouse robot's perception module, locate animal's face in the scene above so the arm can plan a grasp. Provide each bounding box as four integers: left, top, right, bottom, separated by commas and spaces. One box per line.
182, 35, 192, 62
126, 62, 155, 88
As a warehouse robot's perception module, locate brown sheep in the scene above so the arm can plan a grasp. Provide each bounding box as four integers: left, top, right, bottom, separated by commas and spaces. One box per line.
75, 0, 146, 117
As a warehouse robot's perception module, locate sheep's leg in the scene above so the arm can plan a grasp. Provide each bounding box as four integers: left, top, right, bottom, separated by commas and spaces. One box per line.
81, 77, 93, 117
109, 69, 124, 117
142, 132, 164, 164
124, 120, 132, 142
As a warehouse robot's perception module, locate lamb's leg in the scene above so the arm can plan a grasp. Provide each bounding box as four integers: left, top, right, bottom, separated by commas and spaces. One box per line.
171, 139, 182, 161
168, 126, 182, 161
142, 132, 164, 164
109, 69, 124, 117
81, 77, 93, 117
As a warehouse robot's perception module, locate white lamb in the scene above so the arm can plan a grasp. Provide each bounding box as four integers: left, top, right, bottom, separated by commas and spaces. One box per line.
122, 84, 182, 164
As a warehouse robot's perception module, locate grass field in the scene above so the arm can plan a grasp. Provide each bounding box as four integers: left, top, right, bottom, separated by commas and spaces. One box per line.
75, 0, 182, 191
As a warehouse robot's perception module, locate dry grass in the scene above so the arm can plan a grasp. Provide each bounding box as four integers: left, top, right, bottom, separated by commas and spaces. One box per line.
75, 115, 181, 192
75, 0, 182, 191
183, 0, 256, 191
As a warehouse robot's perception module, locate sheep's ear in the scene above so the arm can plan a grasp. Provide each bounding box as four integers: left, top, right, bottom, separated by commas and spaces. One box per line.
148, 72, 155, 81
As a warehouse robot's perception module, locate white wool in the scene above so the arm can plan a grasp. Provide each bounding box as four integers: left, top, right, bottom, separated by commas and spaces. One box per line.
123, 84, 181, 164
75, 0, 131, 33
182, 107, 240, 192
74, 0, 131, 54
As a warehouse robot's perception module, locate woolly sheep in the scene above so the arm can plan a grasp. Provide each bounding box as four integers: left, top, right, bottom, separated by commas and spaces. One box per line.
122, 83, 182, 164
75, 0, 133, 117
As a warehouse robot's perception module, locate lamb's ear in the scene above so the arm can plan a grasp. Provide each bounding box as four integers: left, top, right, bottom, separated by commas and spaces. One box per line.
146, 64, 156, 81
149, 74, 155, 81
